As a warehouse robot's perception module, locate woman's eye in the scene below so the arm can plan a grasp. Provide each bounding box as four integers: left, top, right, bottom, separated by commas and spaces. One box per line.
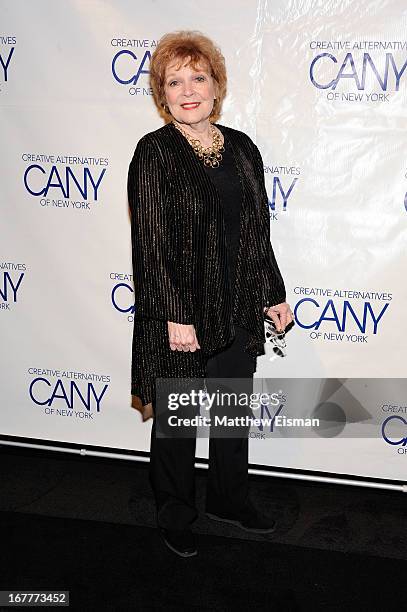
169, 80, 178, 86
195, 76, 205, 82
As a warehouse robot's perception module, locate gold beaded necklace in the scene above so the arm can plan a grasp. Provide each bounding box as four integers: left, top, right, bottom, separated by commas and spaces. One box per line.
172, 120, 225, 168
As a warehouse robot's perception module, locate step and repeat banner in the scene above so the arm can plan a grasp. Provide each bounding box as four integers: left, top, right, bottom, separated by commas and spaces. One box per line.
1, 0, 406, 481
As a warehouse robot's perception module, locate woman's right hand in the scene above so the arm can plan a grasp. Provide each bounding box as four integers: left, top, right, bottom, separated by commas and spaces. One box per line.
167, 322, 201, 352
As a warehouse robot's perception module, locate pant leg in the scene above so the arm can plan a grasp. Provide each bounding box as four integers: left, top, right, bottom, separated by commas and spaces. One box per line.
205, 326, 257, 516
145, 332, 206, 531
149, 415, 199, 529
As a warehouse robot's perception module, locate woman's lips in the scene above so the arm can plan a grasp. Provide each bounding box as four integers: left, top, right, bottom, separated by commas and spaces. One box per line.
180, 102, 201, 110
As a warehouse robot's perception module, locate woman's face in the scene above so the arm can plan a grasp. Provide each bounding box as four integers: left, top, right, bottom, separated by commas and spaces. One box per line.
163, 57, 217, 127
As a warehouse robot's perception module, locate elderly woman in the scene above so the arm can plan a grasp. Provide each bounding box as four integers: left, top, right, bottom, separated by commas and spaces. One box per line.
127, 30, 293, 557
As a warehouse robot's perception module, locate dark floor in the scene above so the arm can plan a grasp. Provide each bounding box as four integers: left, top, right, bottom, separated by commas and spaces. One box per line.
0, 443, 406, 611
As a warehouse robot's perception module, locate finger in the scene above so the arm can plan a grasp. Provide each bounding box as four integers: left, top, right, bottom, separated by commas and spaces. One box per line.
279, 311, 288, 330
179, 334, 196, 347
182, 341, 198, 352
169, 337, 182, 351
286, 308, 295, 325
269, 310, 282, 331
179, 341, 191, 350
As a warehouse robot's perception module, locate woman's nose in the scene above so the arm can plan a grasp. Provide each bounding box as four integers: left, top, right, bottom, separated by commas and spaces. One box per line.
181, 82, 194, 96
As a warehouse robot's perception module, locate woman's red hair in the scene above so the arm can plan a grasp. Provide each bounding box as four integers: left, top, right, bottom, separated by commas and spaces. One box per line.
150, 30, 227, 122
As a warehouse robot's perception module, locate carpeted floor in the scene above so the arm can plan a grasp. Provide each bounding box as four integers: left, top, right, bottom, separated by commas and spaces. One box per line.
0, 444, 406, 611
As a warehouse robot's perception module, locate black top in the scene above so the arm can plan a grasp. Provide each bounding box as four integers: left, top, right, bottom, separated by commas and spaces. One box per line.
203, 134, 243, 297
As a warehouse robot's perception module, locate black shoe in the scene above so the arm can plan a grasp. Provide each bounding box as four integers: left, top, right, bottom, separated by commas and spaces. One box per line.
159, 528, 198, 557
205, 509, 276, 534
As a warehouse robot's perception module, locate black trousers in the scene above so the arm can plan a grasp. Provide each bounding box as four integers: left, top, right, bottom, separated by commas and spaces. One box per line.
149, 326, 256, 529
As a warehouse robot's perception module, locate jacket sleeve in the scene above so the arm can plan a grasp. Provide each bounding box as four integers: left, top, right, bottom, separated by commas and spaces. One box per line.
252, 142, 287, 308
127, 135, 194, 323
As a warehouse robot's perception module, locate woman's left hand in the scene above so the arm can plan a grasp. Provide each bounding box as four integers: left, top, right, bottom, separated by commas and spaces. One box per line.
264, 302, 294, 332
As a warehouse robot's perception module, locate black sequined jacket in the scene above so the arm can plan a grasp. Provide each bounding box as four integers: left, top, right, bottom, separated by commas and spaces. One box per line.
127, 121, 286, 360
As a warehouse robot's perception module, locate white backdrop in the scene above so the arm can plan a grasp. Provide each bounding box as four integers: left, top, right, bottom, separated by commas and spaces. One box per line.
1, 0, 406, 481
